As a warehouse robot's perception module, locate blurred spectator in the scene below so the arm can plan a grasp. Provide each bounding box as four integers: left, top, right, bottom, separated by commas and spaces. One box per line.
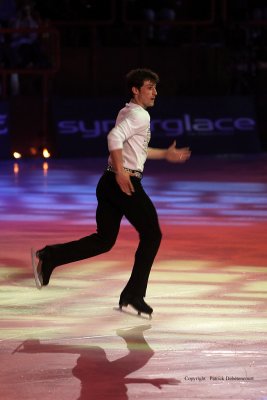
143, 0, 179, 42
8, 0, 50, 94
145, 0, 180, 43
9, 1, 42, 68
125, 0, 182, 43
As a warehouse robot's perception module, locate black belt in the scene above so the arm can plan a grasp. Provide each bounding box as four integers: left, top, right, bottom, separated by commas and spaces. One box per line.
106, 165, 143, 179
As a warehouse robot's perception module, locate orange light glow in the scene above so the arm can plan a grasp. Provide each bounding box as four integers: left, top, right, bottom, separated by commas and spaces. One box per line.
13, 152, 22, 159
29, 147, 38, 156
43, 148, 51, 158
43, 161, 49, 176
13, 162, 19, 174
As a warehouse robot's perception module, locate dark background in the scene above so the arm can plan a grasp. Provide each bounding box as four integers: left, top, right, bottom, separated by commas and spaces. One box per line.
1, 0, 267, 157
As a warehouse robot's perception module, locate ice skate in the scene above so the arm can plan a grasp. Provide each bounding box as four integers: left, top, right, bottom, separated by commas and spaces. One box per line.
119, 296, 153, 318
31, 248, 54, 289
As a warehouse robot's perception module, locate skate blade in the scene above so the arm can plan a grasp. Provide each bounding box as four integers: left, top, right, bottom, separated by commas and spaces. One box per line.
114, 306, 152, 320
31, 248, 43, 290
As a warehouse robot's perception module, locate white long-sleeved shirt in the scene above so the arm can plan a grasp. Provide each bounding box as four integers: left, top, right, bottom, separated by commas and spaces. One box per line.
107, 102, 151, 172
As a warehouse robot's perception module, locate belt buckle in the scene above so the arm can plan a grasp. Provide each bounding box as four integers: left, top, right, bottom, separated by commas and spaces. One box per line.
132, 170, 142, 179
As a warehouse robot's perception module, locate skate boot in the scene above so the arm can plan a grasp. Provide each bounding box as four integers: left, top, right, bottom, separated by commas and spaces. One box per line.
119, 296, 153, 317
31, 248, 54, 289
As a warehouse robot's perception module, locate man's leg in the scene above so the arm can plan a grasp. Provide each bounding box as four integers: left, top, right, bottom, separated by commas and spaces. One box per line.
120, 178, 162, 301
34, 173, 124, 286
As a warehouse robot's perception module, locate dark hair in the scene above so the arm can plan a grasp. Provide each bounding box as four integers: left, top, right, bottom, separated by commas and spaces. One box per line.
126, 68, 159, 97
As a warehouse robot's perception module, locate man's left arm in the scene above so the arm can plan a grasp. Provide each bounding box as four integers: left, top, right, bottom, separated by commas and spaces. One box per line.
147, 140, 191, 163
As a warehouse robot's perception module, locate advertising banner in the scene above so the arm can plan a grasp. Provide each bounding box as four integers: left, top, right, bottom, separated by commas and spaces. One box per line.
54, 96, 261, 157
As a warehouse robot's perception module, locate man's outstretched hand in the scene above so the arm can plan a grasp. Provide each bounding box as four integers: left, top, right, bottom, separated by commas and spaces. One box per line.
165, 141, 191, 163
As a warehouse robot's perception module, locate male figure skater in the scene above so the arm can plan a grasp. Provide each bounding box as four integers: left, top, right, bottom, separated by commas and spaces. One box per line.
32, 68, 191, 317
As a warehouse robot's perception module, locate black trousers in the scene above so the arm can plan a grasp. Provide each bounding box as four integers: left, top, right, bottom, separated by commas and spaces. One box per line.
44, 171, 162, 298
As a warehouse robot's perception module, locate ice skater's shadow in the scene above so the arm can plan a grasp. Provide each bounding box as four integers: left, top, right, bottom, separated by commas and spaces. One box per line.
15, 324, 179, 399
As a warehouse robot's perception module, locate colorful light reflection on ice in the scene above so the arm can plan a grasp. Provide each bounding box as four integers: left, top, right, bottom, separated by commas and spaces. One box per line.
1, 163, 266, 225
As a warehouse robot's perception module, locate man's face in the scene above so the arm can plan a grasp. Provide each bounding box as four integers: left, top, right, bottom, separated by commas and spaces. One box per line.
132, 80, 157, 109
